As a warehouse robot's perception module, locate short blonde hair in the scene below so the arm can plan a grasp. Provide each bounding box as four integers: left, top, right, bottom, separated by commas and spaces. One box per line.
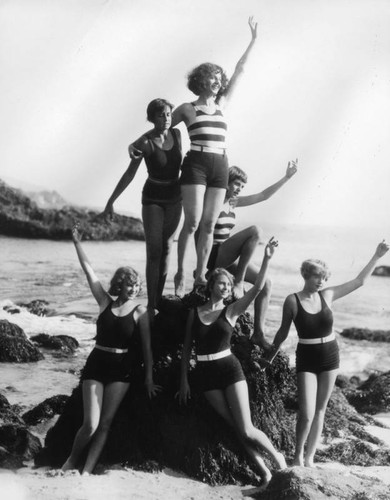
300, 259, 331, 281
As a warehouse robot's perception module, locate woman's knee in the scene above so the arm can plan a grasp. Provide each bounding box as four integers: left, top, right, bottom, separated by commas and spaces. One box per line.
81, 420, 99, 436
248, 225, 262, 242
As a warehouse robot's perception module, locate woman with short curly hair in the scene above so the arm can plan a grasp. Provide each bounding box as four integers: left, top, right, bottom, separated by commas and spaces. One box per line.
62, 224, 161, 474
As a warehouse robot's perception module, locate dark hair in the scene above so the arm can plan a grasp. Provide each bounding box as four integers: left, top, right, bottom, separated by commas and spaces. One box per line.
300, 259, 331, 281
206, 268, 234, 297
228, 166, 248, 185
108, 266, 141, 296
187, 63, 229, 97
146, 98, 174, 123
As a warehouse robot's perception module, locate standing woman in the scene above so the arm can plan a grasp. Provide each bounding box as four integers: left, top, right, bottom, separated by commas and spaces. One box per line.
102, 98, 182, 311
265, 240, 389, 467
130, 17, 258, 296
178, 238, 286, 488
62, 224, 160, 474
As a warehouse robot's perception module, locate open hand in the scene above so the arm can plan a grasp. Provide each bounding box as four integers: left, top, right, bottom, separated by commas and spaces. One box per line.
286, 159, 298, 178
145, 381, 162, 399
375, 240, 389, 258
264, 237, 278, 258
175, 381, 191, 405
248, 16, 258, 40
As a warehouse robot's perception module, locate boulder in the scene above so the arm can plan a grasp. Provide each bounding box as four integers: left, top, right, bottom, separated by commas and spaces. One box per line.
23, 395, 69, 426
373, 265, 390, 277
30, 334, 79, 355
340, 327, 390, 343
0, 425, 41, 465
18, 299, 50, 317
261, 466, 390, 500
344, 371, 390, 414
0, 320, 44, 362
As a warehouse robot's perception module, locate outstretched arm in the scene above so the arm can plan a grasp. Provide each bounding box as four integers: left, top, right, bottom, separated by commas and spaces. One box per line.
136, 306, 162, 399
220, 16, 258, 106
226, 238, 278, 322
71, 224, 111, 310
323, 240, 389, 303
177, 309, 195, 405
236, 160, 298, 207
100, 156, 143, 220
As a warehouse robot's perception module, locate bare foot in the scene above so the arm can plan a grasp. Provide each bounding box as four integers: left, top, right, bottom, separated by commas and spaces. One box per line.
61, 458, 76, 472
193, 277, 207, 290
304, 459, 315, 468
259, 470, 272, 491
174, 272, 185, 298
275, 452, 287, 470
292, 456, 304, 466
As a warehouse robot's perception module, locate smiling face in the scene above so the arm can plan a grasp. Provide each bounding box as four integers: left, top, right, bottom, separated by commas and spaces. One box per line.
305, 270, 327, 292
121, 278, 141, 299
226, 179, 246, 199
211, 274, 232, 300
206, 71, 222, 96
153, 105, 172, 133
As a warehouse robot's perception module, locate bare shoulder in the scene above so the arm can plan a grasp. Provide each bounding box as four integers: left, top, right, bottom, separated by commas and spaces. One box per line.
284, 293, 297, 311
133, 304, 147, 322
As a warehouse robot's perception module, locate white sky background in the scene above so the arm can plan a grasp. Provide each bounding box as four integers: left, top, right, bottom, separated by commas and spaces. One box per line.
1, 0, 390, 229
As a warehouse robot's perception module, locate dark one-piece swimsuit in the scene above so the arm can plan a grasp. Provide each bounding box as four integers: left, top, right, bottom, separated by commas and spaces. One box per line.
193, 306, 245, 392
294, 292, 340, 374
81, 302, 138, 385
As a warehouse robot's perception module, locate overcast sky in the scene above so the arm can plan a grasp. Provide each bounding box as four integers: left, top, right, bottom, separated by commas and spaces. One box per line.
1, 0, 389, 229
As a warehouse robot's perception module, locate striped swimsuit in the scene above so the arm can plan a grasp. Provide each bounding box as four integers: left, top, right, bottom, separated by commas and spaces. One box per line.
207, 203, 236, 269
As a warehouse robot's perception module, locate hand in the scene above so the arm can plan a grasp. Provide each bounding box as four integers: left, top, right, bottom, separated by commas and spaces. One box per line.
264, 237, 278, 258
71, 221, 82, 243
97, 204, 115, 223
248, 16, 258, 40
286, 159, 298, 179
175, 381, 191, 405
250, 332, 273, 351
145, 380, 162, 399
128, 143, 143, 160
375, 240, 389, 258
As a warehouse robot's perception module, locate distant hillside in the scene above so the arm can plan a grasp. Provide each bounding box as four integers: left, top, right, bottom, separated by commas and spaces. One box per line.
26, 189, 68, 209
0, 179, 144, 241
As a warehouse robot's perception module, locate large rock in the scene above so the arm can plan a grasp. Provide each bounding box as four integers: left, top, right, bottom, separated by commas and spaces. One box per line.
0, 425, 41, 465
344, 371, 390, 414
340, 327, 390, 343
0, 320, 43, 362
23, 395, 69, 426
261, 466, 390, 500
0, 179, 144, 241
30, 334, 79, 355
373, 265, 390, 277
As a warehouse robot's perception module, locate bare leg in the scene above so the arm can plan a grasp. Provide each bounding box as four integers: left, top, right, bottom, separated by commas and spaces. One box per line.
62, 380, 103, 471
293, 372, 317, 466
82, 381, 129, 474
304, 369, 338, 467
194, 187, 226, 284
204, 388, 274, 485
174, 184, 205, 297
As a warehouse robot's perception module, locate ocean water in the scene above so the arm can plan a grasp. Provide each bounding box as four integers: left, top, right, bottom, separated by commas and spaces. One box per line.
0, 224, 389, 410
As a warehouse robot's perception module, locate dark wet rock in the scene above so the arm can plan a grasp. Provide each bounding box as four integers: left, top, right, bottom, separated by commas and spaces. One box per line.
30, 334, 79, 355
343, 371, 390, 414
0, 320, 44, 362
0, 393, 11, 410
0, 178, 144, 241
0, 424, 41, 464
340, 327, 390, 343
261, 466, 390, 500
373, 265, 390, 277
0, 446, 24, 469
23, 395, 69, 426
0, 394, 24, 426
34, 295, 390, 485
3, 306, 21, 315
18, 299, 50, 317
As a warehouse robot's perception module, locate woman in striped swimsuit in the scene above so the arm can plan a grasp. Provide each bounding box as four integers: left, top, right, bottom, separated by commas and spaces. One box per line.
265, 240, 389, 467
178, 238, 286, 488
172, 17, 258, 296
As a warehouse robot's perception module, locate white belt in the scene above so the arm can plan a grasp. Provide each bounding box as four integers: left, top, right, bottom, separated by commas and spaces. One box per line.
190, 144, 226, 155
197, 348, 231, 361
298, 332, 336, 345
95, 344, 128, 354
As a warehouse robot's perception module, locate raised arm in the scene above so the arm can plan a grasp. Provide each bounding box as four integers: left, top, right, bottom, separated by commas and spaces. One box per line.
323, 240, 389, 303
136, 306, 162, 399
177, 309, 195, 405
226, 238, 278, 322
219, 16, 258, 106
72, 224, 111, 311
236, 160, 298, 207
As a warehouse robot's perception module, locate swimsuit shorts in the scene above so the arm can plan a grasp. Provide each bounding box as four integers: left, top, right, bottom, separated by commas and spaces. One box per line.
295, 339, 340, 374
81, 348, 132, 385
142, 179, 182, 206
180, 150, 228, 189
195, 353, 245, 392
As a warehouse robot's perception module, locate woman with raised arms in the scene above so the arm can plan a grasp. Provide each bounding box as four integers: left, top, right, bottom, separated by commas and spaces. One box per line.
178, 238, 286, 488
62, 224, 160, 474
264, 240, 389, 467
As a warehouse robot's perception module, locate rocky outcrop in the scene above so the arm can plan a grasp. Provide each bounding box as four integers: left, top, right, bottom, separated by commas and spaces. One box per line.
0, 320, 43, 362
18, 300, 51, 317
261, 466, 390, 500
340, 327, 390, 343
343, 371, 390, 415
30, 334, 79, 355
373, 265, 390, 277
23, 395, 69, 426
0, 179, 144, 241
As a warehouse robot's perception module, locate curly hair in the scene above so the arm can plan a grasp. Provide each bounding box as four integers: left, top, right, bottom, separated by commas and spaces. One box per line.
187, 63, 229, 97
206, 267, 235, 297
300, 259, 331, 281
108, 266, 141, 296
228, 166, 248, 185
146, 98, 174, 123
